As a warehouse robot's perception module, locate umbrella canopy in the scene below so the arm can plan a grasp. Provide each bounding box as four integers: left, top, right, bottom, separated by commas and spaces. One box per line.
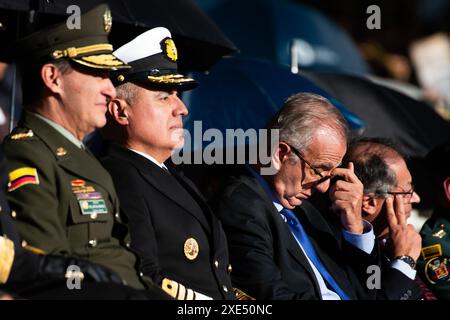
182, 56, 365, 152
199, 0, 369, 75
0, 0, 237, 71
302, 71, 450, 158
178, 56, 364, 199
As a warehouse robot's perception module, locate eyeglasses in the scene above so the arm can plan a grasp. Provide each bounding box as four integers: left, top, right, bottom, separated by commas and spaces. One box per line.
386, 185, 415, 201
285, 142, 332, 183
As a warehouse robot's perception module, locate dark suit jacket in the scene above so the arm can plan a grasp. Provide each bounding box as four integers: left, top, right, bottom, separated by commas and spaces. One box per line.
377, 254, 423, 300
100, 143, 235, 299
215, 170, 378, 300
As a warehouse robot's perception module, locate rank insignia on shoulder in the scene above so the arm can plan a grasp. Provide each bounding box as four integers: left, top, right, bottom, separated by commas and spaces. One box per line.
425, 256, 450, 284
421, 244, 443, 260
10, 129, 34, 140
7, 167, 39, 192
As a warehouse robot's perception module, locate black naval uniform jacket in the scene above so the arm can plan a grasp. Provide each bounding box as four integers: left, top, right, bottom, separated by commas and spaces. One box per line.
215, 170, 379, 300
3, 112, 144, 289
100, 143, 235, 300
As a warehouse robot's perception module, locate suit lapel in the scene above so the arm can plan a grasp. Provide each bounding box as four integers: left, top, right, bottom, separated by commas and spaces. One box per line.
107, 144, 211, 233
242, 174, 322, 297
168, 167, 222, 245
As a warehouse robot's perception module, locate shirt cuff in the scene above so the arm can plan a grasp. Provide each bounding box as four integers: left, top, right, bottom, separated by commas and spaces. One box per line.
389, 259, 417, 280
342, 220, 375, 254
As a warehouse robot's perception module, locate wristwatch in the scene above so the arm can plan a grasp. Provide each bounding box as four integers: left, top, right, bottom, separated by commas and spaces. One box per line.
394, 255, 416, 269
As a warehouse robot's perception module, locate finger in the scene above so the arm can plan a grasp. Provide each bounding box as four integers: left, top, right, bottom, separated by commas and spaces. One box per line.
394, 195, 406, 226
331, 167, 360, 184
385, 196, 398, 229
347, 161, 354, 172
333, 180, 358, 192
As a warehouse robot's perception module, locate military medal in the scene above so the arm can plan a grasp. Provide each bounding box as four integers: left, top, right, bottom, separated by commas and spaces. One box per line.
184, 238, 199, 260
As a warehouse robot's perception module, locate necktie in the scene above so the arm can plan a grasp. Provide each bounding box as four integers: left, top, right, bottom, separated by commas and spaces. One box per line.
280, 207, 351, 300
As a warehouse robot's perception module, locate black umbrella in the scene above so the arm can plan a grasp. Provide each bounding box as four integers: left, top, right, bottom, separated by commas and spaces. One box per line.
302, 71, 450, 210
0, 0, 237, 71
302, 71, 450, 158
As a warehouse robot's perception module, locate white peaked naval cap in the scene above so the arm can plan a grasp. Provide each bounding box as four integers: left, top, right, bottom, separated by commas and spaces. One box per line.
111, 26, 198, 91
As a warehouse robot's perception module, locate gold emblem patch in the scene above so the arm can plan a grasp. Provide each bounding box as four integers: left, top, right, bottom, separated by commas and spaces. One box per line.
161, 37, 178, 62
183, 237, 199, 260
103, 9, 112, 33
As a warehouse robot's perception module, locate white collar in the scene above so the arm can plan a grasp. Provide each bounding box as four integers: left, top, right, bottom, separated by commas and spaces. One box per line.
128, 148, 168, 170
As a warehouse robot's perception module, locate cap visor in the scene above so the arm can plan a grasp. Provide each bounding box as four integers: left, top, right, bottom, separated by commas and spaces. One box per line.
72, 53, 131, 71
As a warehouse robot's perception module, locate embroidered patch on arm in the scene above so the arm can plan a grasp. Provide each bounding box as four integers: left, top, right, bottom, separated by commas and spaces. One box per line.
7, 167, 40, 192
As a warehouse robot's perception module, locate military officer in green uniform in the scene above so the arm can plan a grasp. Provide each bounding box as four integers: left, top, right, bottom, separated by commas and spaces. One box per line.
418, 142, 450, 299
2, 4, 151, 291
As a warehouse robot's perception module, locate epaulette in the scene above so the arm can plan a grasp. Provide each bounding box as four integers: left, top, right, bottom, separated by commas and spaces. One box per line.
8, 129, 34, 141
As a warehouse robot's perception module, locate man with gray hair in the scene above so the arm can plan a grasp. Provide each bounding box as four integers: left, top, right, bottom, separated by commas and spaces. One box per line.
216, 92, 377, 300
100, 27, 236, 300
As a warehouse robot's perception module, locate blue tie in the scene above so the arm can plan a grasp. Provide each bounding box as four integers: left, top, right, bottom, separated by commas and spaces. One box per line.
280, 207, 351, 300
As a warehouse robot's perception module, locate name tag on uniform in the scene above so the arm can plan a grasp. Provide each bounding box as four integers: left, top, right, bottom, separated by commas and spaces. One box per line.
75, 192, 108, 215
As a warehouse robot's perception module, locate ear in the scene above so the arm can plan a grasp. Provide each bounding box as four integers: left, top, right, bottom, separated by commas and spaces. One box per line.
107, 98, 129, 126
362, 194, 382, 217
443, 177, 450, 203
41, 63, 63, 94
272, 142, 290, 171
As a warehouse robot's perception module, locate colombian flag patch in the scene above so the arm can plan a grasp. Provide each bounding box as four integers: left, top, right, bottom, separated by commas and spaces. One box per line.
7, 167, 39, 192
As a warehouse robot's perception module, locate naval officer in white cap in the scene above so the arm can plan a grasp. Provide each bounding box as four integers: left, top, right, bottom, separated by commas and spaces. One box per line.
100, 27, 240, 300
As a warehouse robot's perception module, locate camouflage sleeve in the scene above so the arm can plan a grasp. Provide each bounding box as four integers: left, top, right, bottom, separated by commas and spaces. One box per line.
3, 138, 72, 256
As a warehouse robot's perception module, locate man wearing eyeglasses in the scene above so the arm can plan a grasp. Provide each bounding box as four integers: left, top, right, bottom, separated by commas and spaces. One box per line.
344, 137, 433, 300
216, 93, 378, 300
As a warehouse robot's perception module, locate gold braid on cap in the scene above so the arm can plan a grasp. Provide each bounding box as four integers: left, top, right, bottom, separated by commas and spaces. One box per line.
51, 43, 113, 59
147, 74, 195, 83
